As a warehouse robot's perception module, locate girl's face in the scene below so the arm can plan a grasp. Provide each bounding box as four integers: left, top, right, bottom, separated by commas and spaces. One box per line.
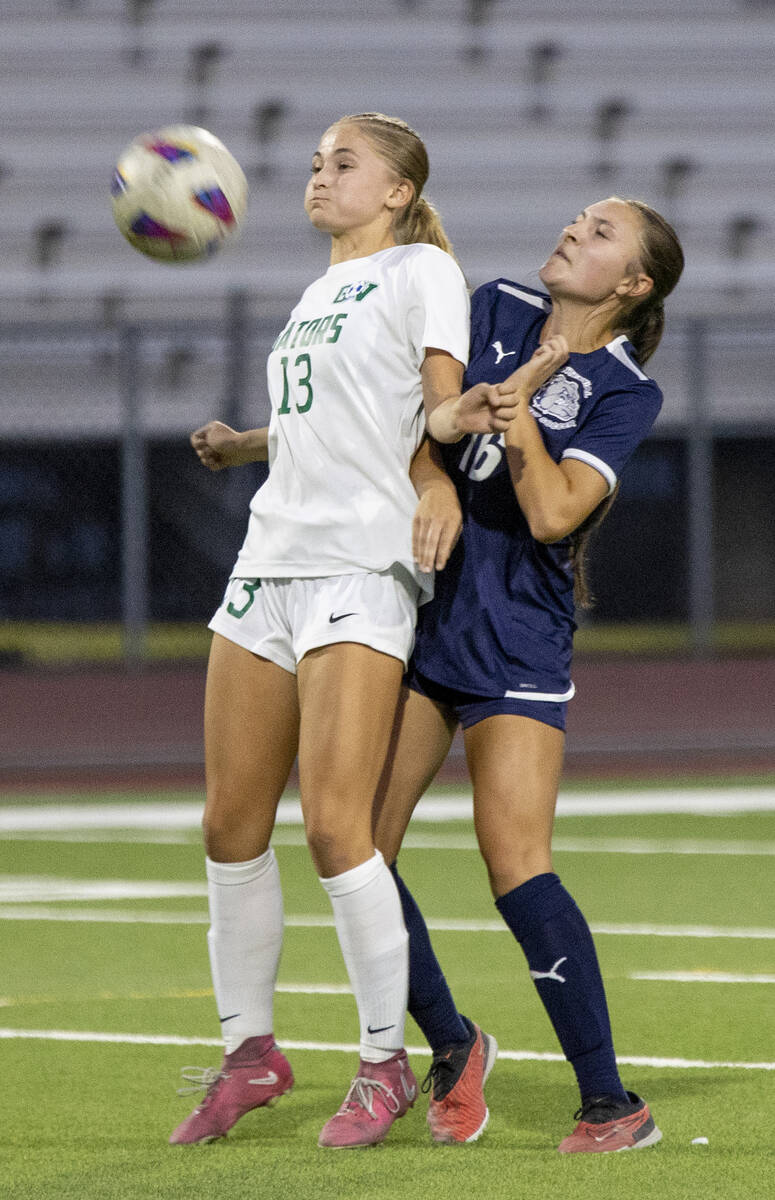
538, 198, 651, 305
304, 123, 409, 238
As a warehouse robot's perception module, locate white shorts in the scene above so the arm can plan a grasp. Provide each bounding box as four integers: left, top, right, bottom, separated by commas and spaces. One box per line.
208, 567, 421, 673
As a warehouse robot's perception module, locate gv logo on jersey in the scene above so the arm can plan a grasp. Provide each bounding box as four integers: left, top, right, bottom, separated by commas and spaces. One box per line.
333, 281, 379, 304
530, 365, 592, 430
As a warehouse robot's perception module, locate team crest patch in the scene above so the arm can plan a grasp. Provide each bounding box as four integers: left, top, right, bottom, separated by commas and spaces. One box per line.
333, 281, 379, 303
530, 366, 592, 430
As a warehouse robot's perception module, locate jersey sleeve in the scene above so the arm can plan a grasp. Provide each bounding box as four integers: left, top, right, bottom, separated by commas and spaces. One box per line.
562, 383, 662, 493
405, 246, 470, 367
466, 282, 495, 365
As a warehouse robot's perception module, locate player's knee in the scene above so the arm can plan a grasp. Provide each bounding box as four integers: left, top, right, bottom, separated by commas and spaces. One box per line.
202, 788, 256, 859
202, 811, 237, 859
304, 816, 344, 874
305, 807, 373, 877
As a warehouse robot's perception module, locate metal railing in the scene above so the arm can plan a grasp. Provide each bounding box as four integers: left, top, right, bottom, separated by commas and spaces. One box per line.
1, 297, 774, 663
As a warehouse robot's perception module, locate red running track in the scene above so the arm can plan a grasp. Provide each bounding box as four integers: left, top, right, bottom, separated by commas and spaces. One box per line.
1, 656, 774, 791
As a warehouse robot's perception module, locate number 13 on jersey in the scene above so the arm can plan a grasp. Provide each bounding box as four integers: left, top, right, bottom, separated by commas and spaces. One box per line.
277, 352, 314, 414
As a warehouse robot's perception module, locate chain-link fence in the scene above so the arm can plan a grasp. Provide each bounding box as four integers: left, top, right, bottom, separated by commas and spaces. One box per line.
1, 298, 774, 665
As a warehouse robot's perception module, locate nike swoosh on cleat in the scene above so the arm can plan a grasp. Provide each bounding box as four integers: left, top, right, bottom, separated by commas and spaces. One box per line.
329, 611, 358, 623
218, 1013, 241, 1023
593, 1127, 626, 1142
366, 1023, 396, 1035
248, 1071, 279, 1086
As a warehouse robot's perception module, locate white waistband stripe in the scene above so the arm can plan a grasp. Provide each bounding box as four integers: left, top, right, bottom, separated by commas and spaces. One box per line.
504, 683, 576, 702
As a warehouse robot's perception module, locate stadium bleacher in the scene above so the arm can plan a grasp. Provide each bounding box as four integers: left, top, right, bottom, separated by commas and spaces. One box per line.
1, 0, 774, 425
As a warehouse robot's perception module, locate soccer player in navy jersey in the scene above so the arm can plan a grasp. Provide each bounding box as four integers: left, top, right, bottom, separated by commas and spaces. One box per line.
372, 197, 685, 1152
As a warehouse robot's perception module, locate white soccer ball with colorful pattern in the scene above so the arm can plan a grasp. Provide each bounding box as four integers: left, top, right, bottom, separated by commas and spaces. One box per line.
111, 125, 248, 263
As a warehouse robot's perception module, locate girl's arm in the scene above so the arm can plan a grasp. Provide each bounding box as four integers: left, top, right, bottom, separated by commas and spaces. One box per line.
409, 438, 462, 572
497, 339, 609, 542
421, 341, 570, 444
421, 349, 522, 443
190, 421, 269, 470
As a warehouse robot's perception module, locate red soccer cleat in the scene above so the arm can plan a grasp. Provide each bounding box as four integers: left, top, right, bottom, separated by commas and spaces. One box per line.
423, 1018, 498, 1144
557, 1091, 662, 1154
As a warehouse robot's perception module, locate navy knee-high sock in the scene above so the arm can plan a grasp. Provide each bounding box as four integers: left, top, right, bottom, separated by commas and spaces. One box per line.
390, 863, 469, 1052
496, 872, 627, 1102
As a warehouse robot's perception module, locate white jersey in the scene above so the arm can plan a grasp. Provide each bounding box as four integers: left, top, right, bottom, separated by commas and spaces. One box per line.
233, 242, 470, 595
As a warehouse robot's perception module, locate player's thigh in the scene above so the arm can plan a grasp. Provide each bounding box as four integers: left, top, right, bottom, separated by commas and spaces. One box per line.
203, 632, 300, 854
296, 641, 404, 873
464, 713, 565, 896
373, 685, 457, 865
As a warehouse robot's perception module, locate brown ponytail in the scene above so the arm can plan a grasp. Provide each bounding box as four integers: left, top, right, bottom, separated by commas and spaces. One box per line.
569, 484, 620, 609
570, 198, 684, 602
336, 112, 456, 257
618, 199, 684, 365
625, 298, 665, 366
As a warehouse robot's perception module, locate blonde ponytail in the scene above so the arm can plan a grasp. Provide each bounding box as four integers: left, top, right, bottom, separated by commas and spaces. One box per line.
395, 194, 455, 255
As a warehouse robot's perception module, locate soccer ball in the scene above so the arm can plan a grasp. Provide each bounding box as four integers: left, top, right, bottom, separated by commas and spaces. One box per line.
111, 124, 248, 263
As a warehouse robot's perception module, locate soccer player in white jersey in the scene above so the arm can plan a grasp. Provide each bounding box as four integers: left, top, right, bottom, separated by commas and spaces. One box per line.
169, 112, 566, 1150
373, 198, 685, 1152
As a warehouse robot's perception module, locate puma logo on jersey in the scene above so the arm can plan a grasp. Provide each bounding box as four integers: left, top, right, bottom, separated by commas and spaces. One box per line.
530, 956, 568, 983
492, 340, 517, 364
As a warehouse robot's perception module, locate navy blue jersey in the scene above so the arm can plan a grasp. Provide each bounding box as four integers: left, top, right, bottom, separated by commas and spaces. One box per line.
412, 279, 663, 700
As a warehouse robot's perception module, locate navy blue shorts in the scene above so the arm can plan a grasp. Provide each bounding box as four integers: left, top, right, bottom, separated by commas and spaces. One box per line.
408, 668, 567, 732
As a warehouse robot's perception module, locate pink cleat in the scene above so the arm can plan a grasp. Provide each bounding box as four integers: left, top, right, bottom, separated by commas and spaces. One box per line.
169, 1035, 294, 1145
318, 1050, 417, 1149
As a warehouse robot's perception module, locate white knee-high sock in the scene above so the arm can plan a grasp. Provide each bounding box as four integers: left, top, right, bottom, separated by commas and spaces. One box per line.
319, 849, 408, 1064
205, 849, 284, 1055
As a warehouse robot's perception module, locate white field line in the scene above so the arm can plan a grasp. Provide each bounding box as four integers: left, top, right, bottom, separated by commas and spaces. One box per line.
404, 834, 775, 857
1, 1027, 773, 1071
587, 922, 775, 940
1, 831, 199, 845
0, 877, 207, 902
0, 905, 209, 923
631, 970, 775, 984
0, 902, 774, 941
6, 829, 775, 857
552, 837, 775, 857
1, 785, 775, 835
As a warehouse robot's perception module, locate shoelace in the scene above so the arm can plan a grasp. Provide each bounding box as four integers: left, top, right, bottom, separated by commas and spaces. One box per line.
421, 1054, 453, 1098
339, 1074, 400, 1121
176, 1066, 223, 1097
573, 1095, 627, 1123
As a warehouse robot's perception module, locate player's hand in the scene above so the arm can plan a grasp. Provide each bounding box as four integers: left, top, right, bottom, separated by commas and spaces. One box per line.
413, 482, 462, 572
190, 421, 246, 470
496, 336, 569, 403
452, 381, 518, 434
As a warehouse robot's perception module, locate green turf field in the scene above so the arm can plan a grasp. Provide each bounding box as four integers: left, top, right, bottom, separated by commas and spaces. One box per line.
2, 781, 774, 1199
